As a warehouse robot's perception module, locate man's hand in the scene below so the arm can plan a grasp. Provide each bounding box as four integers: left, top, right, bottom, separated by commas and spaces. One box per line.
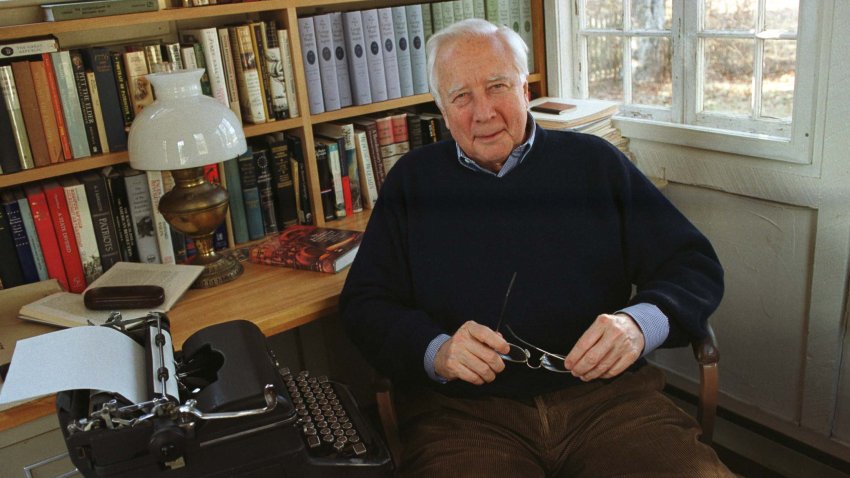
564, 313, 645, 381
434, 321, 510, 385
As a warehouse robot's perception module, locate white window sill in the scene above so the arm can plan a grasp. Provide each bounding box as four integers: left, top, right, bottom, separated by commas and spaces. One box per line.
613, 116, 812, 165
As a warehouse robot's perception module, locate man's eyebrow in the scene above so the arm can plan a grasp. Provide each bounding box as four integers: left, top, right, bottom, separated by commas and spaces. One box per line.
445, 84, 467, 98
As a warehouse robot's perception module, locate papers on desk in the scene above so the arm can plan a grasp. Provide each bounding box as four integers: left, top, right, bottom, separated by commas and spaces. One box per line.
18, 262, 203, 328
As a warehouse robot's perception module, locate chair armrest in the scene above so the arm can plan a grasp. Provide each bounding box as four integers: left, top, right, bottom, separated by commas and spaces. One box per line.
692, 324, 719, 366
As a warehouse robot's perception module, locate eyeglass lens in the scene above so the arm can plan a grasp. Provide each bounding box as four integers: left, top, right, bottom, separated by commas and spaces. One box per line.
499, 325, 571, 373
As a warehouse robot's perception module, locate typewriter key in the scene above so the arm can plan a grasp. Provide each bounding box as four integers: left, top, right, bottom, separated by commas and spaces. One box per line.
307, 435, 321, 448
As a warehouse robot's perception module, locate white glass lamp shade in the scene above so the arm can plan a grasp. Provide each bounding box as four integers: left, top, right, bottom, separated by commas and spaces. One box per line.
127, 69, 246, 170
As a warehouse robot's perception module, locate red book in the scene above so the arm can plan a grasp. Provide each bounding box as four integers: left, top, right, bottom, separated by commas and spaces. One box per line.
42, 53, 72, 162
42, 180, 86, 293
24, 184, 69, 291
248, 225, 363, 273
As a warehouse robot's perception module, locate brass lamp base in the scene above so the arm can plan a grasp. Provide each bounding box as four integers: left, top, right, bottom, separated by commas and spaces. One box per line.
158, 166, 243, 288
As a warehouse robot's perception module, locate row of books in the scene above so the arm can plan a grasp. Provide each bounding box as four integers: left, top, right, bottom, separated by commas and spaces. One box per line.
528, 96, 633, 159
297, 0, 535, 115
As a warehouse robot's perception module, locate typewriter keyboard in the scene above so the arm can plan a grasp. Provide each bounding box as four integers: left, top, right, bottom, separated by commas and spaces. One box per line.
280, 368, 370, 457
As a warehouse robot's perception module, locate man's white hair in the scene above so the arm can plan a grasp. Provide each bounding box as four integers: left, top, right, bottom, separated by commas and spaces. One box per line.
426, 18, 529, 109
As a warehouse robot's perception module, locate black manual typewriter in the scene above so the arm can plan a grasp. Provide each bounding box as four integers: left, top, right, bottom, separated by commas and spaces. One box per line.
56, 314, 393, 477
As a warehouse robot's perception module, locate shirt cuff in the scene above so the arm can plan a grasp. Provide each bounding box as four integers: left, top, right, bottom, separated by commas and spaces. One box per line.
617, 303, 669, 357
424, 334, 451, 383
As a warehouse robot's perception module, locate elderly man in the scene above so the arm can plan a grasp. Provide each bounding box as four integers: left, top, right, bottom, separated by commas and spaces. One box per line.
340, 18, 731, 477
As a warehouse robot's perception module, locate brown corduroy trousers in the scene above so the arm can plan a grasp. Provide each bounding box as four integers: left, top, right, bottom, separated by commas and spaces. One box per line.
396, 365, 733, 477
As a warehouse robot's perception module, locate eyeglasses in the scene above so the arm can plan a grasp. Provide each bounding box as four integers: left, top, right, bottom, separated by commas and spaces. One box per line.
494, 272, 571, 373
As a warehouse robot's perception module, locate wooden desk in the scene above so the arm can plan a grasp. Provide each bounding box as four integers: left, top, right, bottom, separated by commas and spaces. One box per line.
0, 213, 370, 433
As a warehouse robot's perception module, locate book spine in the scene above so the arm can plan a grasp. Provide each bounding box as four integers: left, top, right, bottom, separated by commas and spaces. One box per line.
0, 36, 59, 60
11, 61, 51, 167
392, 6, 414, 97
338, 124, 362, 213
462, 0, 475, 19
222, 156, 250, 244
122, 50, 153, 115
103, 167, 139, 262
323, 140, 346, 219
43, 181, 87, 293
520, 0, 534, 72
342, 11, 372, 106
83, 47, 128, 152
262, 22, 290, 120
250, 22, 274, 122
42, 53, 74, 161
25, 185, 69, 289
421, 2, 434, 41
454, 0, 466, 21
143, 44, 168, 73
16, 193, 49, 281
51, 51, 91, 159
109, 50, 135, 129
377, 8, 402, 100
190, 43, 213, 97
286, 134, 313, 225
180, 28, 230, 108
216, 27, 243, 122
431, 3, 445, 34
473, 0, 487, 18
145, 170, 176, 264
86, 71, 110, 153
354, 121, 385, 191
236, 148, 266, 240
313, 142, 336, 222
1, 195, 39, 283
28, 60, 65, 164
354, 130, 379, 209
265, 135, 298, 228
252, 147, 279, 234
43, 0, 158, 22
0, 204, 25, 288
297, 16, 326, 114
405, 5, 430, 95
230, 25, 267, 124
442, 1, 456, 27
0, 77, 23, 175
164, 42, 184, 70
69, 50, 103, 155
313, 14, 342, 112
407, 112, 424, 150
62, 179, 104, 284
123, 170, 161, 263
329, 12, 353, 108
509, 0, 522, 33
277, 29, 299, 118
80, 172, 122, 271
361, 9, 388, 103
0, 65, 35, 169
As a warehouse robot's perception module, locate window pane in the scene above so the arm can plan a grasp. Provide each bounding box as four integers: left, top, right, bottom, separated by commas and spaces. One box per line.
765, 0, 798, 32
585, 0, 623, 29
702, 38, 754, 115
632, 37, 672, 106
704, 0, 756, 31
587, 36, 624, 101
762, 40, 796, 120
631, 0, 672, 30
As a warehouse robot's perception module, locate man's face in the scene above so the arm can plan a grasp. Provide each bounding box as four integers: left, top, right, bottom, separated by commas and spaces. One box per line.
436, 35, 529, 173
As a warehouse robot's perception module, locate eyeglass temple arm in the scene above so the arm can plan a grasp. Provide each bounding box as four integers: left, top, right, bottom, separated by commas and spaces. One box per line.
494, 272, 518, 332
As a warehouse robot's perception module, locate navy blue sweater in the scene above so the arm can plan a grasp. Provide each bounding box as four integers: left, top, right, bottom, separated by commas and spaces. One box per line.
340, 126, 723, 398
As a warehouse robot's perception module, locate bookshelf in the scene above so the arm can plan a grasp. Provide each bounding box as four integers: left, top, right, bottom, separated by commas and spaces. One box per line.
0, 0, 548, 227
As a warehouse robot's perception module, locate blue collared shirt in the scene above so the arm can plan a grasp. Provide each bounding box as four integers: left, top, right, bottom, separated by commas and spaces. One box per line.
423, 116, 670, 382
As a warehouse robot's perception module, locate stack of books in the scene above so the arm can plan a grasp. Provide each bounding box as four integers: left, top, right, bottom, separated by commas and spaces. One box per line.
528, 96, 633, 160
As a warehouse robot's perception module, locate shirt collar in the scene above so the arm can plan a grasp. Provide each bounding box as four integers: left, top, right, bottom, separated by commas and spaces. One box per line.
456, 113, 537, 178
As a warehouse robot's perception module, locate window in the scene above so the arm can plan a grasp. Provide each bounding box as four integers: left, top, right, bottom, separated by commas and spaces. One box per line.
562, 0, 821, 163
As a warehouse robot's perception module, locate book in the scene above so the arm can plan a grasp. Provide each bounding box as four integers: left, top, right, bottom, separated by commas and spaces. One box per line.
392, 6, 414, 97
341, 10, 372, 106
10, 61, 50, 168
313, 141, 337, 222
86, 70, 110, 153
297, 16, 325, 115
247, 225, 363, 273
329, 12, 354, 108
42, 0, 158, 22
441, 1, 456, 27
354, 129, 379, 209
313, 13, 342, 112
80, 170, 122, 272
361, 9, 388, 103
123, 168, 161, 264
145, 170, 176, 265
0, 65, 35, 170
285, 133, 313, 225
528, 96, 620, 130
261, 21, 290, 120
0, 202, 25, 289
59, 176, 104, 285
252, 146, 279, 235
24, 184, 69, 290
0, 36, 59, 60
28, 60, 65, 164
51, 51, 91, 159
351, 117, 386, 191
377, 8, 402, 100
263, 134, 299, 228
13, 188, 49, 281
405, 4, 429, 95
109, 50, 135, 129
19, 262, 203, 328
249, 21, 274, 123
102, 165, 139, 263
0, 78, 23, 175
228, 24, 267, 124
519, 0, 534, 72
236, 147, 265, 240
82, 47, 128, 153
276, 28, 299, 117
315, 137, 346, 219
42, 180, 87, 293
431, 3, 445, 34
1, 190, 39, 284
122, 49, 154, 116
215, 27, 242, 122
222, 157, 249, 245
69, 49, 102, 155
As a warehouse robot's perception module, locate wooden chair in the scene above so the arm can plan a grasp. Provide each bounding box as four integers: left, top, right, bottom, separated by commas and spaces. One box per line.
373, 324, 720, 466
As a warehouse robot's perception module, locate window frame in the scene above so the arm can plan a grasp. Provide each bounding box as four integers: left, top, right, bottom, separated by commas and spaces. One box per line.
555, 0, 823, 164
